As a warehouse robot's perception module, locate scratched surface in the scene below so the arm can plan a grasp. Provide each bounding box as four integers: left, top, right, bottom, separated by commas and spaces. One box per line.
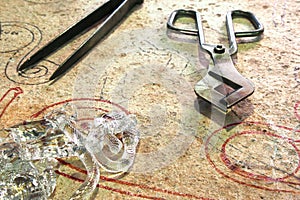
0, 0, 299, 199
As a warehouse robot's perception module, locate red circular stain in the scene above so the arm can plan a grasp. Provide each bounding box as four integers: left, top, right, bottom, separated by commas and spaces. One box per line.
220, 130, 300, 182
205, 121, 300, 193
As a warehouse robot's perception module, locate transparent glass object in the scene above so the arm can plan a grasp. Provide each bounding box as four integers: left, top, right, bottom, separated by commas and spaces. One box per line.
0, 136, 57, 200
0, 104, 140, 199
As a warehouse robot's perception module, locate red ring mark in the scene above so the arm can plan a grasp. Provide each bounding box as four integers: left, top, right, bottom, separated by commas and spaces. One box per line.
205, 121, 300, 193
0, 87, 23, 118
30, 98, 129, 119
32, 99, 210, 200
295, 101, 300, 121
220, 130, 300, 182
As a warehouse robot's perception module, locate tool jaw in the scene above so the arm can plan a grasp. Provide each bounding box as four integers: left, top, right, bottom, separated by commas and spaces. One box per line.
194, 45, 255, 112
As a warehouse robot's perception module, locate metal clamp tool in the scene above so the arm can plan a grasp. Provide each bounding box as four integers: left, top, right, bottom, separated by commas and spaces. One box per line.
167, 10, 264, 111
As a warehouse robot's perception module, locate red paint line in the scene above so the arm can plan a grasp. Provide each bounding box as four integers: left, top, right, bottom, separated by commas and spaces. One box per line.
23, 98, 300, 197
206, 154, 300, 194
57, 158, 87, 174
220, 130, 300, 183
0, 87, 23, 118
55, 170, 165, 200
205, 121, 300, 194
40, 99, 210, 199
100, 176, 209, 200
30, 98, 129, 119
56, 159, 210, 200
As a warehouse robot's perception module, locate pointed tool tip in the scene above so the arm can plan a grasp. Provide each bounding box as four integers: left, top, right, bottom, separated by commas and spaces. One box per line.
18, 61, 33, 72
17, 64, 26, 72
49, 75, 56, 81
49, 72, 60, 81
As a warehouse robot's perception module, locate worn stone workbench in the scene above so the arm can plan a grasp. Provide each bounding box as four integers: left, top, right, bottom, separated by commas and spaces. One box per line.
0, 0, 299, 199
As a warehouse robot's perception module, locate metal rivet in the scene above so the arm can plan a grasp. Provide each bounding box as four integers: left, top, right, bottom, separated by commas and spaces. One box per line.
214, 45, 225, 54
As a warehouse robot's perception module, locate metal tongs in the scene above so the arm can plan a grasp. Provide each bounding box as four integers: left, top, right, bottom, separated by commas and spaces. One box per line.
18, 0, 143, 81
167, 10, 264, 111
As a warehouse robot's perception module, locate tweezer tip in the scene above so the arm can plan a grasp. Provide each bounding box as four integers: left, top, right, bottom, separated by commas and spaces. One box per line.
17, 64, 26, 71
49, 75, 56, 81
18, 61, 32, 71
49, 72, 60, 81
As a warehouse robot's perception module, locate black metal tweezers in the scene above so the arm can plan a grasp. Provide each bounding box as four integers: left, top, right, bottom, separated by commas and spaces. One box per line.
18, 0, 143, 81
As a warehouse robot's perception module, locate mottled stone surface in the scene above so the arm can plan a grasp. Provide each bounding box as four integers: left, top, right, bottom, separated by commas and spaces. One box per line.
0, 0, 299, 199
